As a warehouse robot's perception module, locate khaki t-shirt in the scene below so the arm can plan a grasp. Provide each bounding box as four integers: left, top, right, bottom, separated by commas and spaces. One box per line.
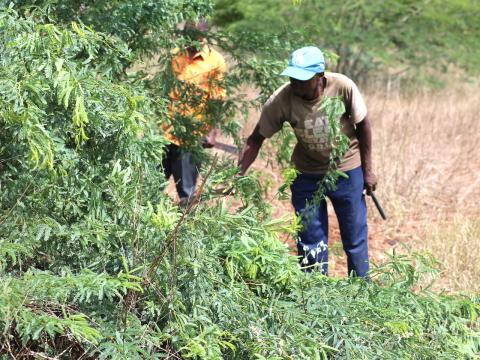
258, 72, 367, 174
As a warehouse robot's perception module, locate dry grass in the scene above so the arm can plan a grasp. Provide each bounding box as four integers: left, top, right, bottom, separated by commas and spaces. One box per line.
421, 215, 480, 293
369, 85, 480, 217
360, 84, 480, 291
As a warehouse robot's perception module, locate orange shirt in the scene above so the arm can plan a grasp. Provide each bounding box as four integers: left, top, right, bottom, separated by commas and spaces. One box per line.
163, 45, 227, 145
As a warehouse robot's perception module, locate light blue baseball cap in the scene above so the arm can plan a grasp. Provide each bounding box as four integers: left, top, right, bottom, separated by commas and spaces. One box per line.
281, 46, 325, 81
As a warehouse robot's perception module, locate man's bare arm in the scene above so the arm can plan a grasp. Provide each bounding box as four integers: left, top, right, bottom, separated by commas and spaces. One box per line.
355, 116, 377, 194
238, 124, 265, 175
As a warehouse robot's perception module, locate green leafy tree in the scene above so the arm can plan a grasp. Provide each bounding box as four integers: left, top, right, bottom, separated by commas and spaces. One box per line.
214, 0, 480, 85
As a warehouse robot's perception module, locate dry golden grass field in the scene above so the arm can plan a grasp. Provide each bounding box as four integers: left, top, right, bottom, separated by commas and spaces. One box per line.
356, 85, 479, 292
166, 83, 480, 293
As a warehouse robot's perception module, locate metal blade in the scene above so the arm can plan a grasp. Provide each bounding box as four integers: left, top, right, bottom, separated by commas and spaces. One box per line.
214, 141, 239, 154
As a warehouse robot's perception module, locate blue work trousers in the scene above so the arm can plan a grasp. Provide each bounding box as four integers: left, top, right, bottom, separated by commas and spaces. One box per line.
161, 144, 200, 202
290, 166, 369, 277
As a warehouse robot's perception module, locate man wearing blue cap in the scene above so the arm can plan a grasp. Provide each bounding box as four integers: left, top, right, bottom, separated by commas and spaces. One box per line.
238, 46, 377, 277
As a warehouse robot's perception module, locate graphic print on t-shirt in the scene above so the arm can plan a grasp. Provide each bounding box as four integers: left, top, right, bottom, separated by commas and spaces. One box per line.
294, 109, 330, 153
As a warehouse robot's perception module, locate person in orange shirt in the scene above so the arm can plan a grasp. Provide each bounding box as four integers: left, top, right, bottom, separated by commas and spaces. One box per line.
161, 19, 227, 206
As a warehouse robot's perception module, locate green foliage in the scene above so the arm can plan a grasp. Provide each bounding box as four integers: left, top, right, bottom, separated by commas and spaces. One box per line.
0, 7, 165, 273
278, 167, 300, 200
311, 96, 350, 204
0, 3, 479, 359
7, 0, 214, 59
213, 0, 480, 84
7, 0, 287, 154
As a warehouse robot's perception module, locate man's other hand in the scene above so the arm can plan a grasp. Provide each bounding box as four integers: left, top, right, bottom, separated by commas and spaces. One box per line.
202, 137, 216, 148
364, 171, 377, 195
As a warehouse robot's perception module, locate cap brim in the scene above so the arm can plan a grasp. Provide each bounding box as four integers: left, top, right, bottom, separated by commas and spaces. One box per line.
280, 66, 316, 81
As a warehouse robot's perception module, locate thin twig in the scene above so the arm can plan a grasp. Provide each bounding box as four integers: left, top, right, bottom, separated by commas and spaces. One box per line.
164, 154, 219, 322
0, 171, 38, 226
122, 154, 219, 317
145, 153, 218, 281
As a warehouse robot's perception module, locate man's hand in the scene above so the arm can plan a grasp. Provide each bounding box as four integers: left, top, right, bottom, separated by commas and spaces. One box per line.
364, 170, 377, 195
202, 129, 218, 148
212, 173, 243, 196
213, 184, 236, 196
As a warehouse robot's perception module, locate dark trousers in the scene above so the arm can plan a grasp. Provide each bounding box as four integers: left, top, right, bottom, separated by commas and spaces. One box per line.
161, 144, 200, 201
290, 166, 369, 277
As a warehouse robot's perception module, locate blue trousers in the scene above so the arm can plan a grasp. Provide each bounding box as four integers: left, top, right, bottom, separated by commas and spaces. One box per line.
290, 166, 369, 277
161, 144, 200, 201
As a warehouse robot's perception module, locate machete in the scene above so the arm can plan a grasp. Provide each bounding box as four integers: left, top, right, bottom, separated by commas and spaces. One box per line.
213, 141, 239, 154
370, 191, 387, 220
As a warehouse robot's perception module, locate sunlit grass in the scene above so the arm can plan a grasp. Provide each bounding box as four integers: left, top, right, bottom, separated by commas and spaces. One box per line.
421, 215, 480, 293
